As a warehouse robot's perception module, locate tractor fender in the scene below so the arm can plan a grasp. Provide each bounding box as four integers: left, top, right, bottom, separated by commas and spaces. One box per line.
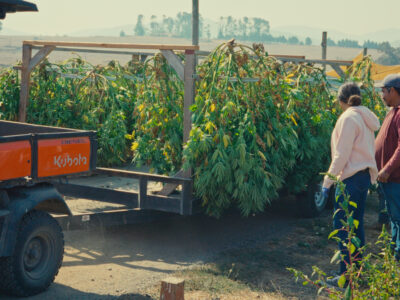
0, 183, 70, 257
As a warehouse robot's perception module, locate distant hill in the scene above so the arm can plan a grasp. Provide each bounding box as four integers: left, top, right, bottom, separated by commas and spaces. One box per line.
68, 24, 135, 37
0, 27, 30, 35
271, 25, 400, 47
3, 22, 400, 47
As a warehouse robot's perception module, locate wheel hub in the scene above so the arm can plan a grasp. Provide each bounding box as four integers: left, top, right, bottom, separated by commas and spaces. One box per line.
24, 238, 43, 270
314, 190, 326, 208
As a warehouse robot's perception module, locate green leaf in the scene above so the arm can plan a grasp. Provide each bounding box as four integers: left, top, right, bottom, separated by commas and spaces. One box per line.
302, 281, 309, 286
331, 250, 341, 264
349, 201, 357, 208
350, 243, 356, 254
328, 229, 339, 239
348, 216, 354, 228
353, 219, 359, 229
344, 284, 351, 299
338, 275, 346, 288
317, 286, 325, 295
351, 237, 361, 248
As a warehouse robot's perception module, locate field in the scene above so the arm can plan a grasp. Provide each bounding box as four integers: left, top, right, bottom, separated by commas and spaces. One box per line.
0, 192, 385, 300
0, 35, 383, 67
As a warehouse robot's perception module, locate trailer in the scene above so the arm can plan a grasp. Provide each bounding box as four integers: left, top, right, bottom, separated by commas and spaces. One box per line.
0, 120, 193, 297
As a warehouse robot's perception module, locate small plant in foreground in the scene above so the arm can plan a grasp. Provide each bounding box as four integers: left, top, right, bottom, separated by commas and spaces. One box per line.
288, 176, 400, 299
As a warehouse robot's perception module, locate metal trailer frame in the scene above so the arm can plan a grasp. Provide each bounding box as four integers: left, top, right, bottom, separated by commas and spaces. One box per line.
13, 41, 199, 228
0, 121, 194, 237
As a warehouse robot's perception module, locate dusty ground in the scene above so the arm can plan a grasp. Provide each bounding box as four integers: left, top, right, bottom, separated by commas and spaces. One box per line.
0, 189, 385, 300
0, 35, 383, 68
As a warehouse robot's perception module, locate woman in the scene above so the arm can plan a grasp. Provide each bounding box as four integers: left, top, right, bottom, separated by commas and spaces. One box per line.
322, 82, 380, 284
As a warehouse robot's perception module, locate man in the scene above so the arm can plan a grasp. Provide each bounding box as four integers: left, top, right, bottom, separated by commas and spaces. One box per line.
375, 74, 400, 259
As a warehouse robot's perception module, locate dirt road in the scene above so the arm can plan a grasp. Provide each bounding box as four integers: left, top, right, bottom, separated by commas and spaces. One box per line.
0, 203, 299, 300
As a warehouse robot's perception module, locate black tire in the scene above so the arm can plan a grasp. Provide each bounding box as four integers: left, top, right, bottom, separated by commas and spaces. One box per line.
0, 210, 64, 297
297, 182, 328, 218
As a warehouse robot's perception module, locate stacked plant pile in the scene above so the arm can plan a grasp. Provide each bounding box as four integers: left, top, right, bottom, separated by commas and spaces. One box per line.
27, 58, 144, 166
130, 42, 337, 216
183, 43, 336, 216
0, 45, 386, 217
0, 67, 19, 121
128, 53, 185, 174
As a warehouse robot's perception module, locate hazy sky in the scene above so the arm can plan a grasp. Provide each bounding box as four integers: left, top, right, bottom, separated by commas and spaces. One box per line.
2, 0, 399, 36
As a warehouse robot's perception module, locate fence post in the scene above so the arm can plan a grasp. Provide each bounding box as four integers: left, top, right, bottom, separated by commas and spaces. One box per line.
192, 0, 199, 47
363, 47, 368, 56
160, 277, 184, 300
321, 31, 327, 72
18, 44, 32, 122
138, 177, 148, 209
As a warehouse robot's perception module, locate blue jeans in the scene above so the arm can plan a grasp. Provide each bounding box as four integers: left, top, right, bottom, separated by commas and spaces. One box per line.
378, 186, 390, 224
379, 182, 400, 256
334, 170, 370, 274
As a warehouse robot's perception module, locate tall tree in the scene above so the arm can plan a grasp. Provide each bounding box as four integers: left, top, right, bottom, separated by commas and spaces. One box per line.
305, 37, 312, 45
249, 18, 269, 41
175, 12, 191, 38
327, 38, 336, 46
337, 39, 360, 48
150, 15, 161, 36
134, 14, 145, 36
162, 15, 174, 36
288, 36, 299, 45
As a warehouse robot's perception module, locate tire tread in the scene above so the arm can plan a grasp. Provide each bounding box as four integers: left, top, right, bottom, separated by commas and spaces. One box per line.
0, 210, 64, 297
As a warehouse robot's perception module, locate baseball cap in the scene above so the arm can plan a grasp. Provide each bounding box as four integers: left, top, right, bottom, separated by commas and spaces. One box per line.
375, 74, 400, 88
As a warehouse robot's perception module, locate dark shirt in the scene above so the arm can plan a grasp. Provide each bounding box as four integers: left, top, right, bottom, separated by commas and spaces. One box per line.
375, 107, 400, 183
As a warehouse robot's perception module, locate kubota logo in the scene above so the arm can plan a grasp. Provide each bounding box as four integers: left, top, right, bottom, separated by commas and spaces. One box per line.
54, 154, 87, 168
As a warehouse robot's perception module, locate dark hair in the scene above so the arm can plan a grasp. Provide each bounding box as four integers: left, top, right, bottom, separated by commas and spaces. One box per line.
348, 95, 361, 106
337, 82, 361, 106
394, 87, 400, 95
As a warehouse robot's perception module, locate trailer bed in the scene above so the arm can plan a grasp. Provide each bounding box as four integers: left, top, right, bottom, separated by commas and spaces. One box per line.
63, 166, 166, 214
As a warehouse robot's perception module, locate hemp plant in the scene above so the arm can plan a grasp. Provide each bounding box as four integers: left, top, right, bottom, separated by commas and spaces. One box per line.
288, 175, 400, 299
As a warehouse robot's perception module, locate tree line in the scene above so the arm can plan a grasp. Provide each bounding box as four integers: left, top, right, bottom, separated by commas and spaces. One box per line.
129, 14, 399, 51
130, 14, 314, 45
131, 13, 200, 39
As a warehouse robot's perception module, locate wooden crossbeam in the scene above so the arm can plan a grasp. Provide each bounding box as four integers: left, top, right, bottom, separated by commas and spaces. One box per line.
28, 45, 55, 73
330, 64, 346, 79
23, 40, 199, 51
161, 50, 184, 81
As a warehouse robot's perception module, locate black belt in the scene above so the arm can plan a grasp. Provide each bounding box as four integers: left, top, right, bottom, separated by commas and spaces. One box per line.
358, 168, 369, 174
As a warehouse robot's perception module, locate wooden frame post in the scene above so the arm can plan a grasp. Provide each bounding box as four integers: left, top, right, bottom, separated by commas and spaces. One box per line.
321, 31, 327, 60
192, 0, 199, 46
183, 51, 195, 161
321, 31, 327, 72
19, 40, 199, 201
18, 44, 55, 122
157, 48, 196, 196
18, 44, 32, 122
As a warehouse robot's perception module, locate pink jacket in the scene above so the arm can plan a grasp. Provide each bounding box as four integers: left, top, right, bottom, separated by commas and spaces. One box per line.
323, 106, 380, 188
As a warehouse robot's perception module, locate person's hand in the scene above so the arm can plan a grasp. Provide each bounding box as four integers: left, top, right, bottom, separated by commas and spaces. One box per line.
322, 187, 330, 199
377, 169, 390, 183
